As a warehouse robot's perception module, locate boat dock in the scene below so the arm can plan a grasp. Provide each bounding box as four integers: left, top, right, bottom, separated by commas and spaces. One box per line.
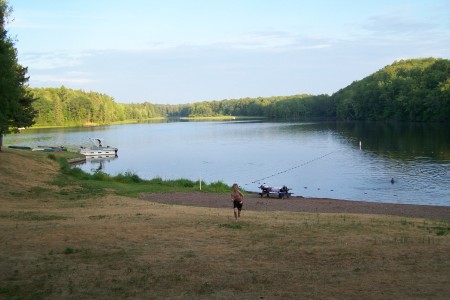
67, 157, 86, 165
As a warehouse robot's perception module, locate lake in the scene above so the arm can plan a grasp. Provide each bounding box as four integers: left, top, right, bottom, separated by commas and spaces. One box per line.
4, 121, 450, 206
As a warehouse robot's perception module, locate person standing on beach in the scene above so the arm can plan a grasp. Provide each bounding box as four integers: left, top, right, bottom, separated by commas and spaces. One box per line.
231, 183, 244, 221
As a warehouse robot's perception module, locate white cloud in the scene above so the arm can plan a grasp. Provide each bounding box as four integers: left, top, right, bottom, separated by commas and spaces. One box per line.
29, 71, 94, 85
213, 32, 332, 51
363, 14, 435, 35
20, 51, 93, 70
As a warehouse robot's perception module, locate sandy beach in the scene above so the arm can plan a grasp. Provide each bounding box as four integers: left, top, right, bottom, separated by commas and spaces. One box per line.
140, 192, 450, 220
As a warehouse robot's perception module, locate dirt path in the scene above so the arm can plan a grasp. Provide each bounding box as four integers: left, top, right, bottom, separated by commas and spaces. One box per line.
140, 192, 450, 220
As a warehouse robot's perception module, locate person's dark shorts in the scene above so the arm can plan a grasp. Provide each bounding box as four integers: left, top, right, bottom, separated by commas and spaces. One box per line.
233, 200, 243, 210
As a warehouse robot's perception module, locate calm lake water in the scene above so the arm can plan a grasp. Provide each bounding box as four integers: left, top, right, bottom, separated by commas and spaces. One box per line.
5, 121, 450, 206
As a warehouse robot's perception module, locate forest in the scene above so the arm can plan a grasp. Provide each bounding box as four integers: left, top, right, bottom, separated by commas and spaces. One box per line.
30, 57, 449, 127
333, 57, 449, 122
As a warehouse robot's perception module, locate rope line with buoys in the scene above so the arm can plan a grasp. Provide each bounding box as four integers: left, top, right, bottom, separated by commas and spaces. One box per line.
244, 150, 340, 186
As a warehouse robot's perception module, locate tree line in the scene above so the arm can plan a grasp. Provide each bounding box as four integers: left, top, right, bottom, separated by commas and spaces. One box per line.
29, 57, 449, 127
30, 89, 337, 127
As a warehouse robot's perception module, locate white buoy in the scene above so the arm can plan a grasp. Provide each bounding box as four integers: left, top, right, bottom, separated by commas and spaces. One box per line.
359, 141, 362, 150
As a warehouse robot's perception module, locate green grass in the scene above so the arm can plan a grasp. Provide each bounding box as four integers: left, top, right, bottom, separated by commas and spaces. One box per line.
218, 223, 246, 229
0, 211, 67, 221
52, 155, 233, 198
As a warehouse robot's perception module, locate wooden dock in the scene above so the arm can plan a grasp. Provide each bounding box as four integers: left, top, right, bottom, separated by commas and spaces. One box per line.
67, 157, 86, 165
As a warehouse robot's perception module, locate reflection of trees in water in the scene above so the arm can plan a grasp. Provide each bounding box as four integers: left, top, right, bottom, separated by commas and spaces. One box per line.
333, 122, 450, 161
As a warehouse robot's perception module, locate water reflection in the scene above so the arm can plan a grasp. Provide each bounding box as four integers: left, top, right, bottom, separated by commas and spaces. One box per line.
71, 155, 118, 173
333, 122, 450, 161
4, 121, 450, 206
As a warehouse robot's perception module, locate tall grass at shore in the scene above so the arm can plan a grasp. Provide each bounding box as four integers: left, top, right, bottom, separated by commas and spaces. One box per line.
49, 152, 232, 197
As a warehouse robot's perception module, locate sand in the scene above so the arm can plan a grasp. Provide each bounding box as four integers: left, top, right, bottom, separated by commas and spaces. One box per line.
139, 192, 450, 220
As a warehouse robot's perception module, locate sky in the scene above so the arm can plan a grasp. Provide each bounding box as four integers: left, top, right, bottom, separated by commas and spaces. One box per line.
6, 0, 450, 104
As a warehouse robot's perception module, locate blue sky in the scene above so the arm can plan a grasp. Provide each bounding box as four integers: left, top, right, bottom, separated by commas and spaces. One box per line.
6, 0, 450, 104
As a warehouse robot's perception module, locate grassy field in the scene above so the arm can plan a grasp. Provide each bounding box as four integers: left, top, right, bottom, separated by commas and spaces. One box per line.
0, 148, 449, 299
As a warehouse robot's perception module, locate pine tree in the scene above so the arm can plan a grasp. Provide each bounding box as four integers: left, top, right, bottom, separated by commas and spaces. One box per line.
0, 0, 36, 151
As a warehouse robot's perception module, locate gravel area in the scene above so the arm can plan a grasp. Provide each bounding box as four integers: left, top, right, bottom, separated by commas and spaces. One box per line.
139, 192, 450, 220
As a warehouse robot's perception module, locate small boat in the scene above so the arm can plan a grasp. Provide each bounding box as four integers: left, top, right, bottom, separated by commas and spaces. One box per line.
32, 145, 67, 152
86, 154, 118, 160
79, 138, 118, 156
8, 145, 32, 150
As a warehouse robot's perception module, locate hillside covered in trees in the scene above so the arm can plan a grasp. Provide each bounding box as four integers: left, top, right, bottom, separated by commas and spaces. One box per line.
30, 58, 449, 127
333, 58, 449, 122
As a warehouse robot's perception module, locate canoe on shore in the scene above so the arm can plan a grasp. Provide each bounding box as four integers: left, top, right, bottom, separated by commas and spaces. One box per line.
8, 145, 32, 150
32, 146, 67, 152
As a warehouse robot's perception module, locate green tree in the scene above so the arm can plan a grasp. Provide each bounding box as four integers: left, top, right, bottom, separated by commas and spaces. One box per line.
0, 0, 36, 151
333, 58, 450, 122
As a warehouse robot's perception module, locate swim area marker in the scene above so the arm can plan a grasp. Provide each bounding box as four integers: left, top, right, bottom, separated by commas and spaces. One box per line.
245, 150, 340, 186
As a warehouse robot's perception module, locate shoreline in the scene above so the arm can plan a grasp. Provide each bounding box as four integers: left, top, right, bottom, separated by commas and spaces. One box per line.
140, 192, 450, 220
